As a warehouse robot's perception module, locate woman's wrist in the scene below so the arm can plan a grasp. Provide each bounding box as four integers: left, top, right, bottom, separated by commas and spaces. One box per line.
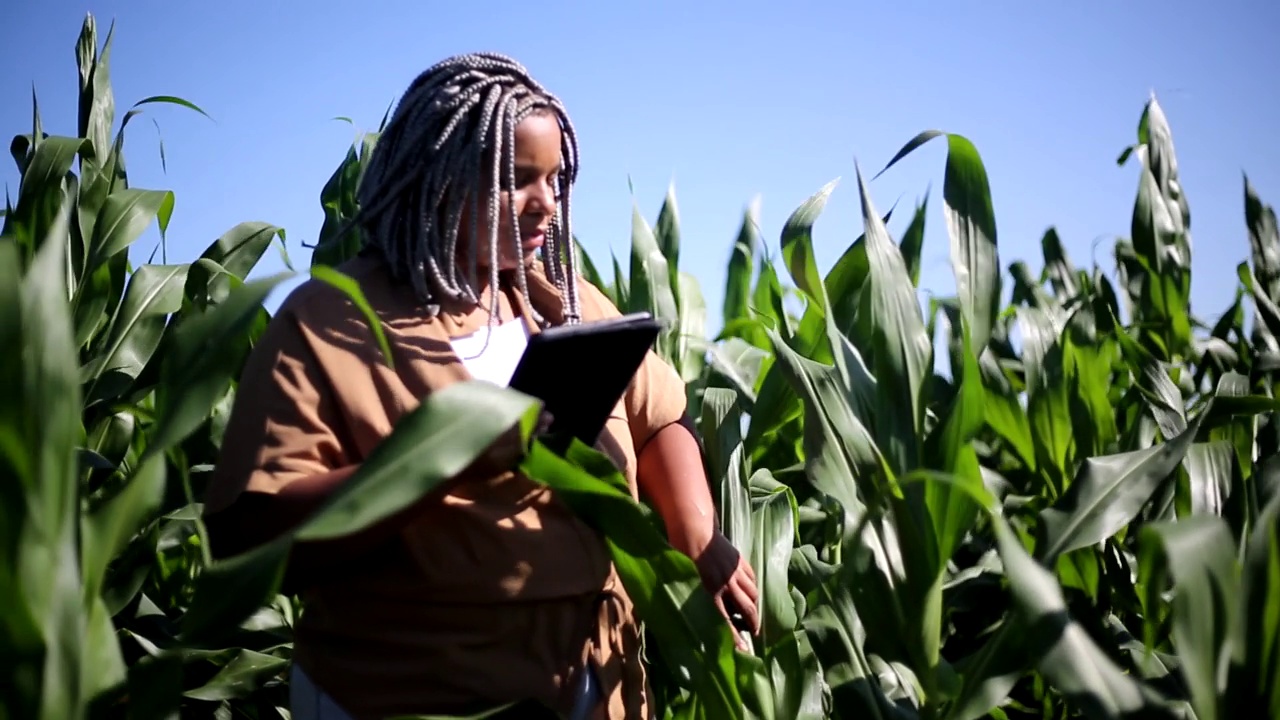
664, 507, 718, 559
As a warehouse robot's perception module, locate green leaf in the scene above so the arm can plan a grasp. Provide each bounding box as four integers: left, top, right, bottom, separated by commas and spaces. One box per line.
1244, 174, 1280, 295
700, 388, 754, 561
1236, 493, 1280, 718
522, 439, 745, 720
794, 555, 901, 720
766, 629, 827, 720
852, 161, 932, 475
81, 263, 189, 408
574, 239, 610, 302
706, 337, 770, 406
1063, 307, 1118, 459
898, 194, 929, 287
723, 197, 761, 334
312, 139, 368, 268
81, 453, 165, 601
923, 325, 985, 565
150, 272, 294, 458
1114, 313, 1185, 439
655, 181, 682, 284
1180, 441, 1233, 517
992, 514, 1171, 719
85, 188, 173, 274
980, 350, 1036, 472
1040, 228, 1078, 299
675, 271, 708, 384
81, 593, 126, 704
182, 649, 288, 702
627, 195, 679, 354
764, 325, 880, 520
1127, 95, 1192, 357
3, 135, 84, 258
199, 221, 287, 281
876, 130, 1001, 352
780, 178, 837, 312
76, 15, 115, 174
1137, 515, 1238, 720
747, 185, 877, 461
749, 471, 800, 646
1238, 262, 1280, 345
1038, 403, 1207, 563
611, 250, 630, 312
7, 187, 87, 720
182, 381, 538, 644
130, 94, 214, 121
1020, 306, 1072, 492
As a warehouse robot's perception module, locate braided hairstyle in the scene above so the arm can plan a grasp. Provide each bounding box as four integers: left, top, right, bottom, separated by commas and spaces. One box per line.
353, 52, 582, 326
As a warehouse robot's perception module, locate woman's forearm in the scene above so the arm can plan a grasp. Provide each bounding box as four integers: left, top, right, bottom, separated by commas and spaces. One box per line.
634, 419, 718, 558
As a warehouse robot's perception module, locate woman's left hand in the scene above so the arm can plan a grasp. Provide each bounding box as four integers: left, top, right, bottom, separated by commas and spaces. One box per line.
689, 532, 760, 651
632, 420, 761, 651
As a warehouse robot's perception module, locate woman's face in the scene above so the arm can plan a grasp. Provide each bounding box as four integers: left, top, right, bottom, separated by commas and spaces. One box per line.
457, 111, 564, 272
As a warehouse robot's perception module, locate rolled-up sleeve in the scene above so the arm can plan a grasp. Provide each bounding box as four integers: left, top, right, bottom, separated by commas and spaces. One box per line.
622, 349, 688, 454
574, 281, 689, 454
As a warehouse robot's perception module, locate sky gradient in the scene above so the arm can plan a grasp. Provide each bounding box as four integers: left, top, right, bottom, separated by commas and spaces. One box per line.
5, 0, 1278, 338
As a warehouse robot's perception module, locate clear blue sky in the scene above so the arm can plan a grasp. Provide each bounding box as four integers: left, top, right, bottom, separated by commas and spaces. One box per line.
5, 0, 1279, 338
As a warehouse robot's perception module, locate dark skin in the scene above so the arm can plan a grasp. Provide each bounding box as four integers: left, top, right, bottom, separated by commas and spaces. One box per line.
205, 111, 761, 646
635, 418, 760, 642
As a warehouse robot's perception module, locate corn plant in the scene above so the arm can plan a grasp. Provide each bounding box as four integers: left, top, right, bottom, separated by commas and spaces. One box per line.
1, 15, 748, 720
1, 15, 567, 720
0, 14, 304, 719
589, 100, 1280, 720
7, 12, 1280, 720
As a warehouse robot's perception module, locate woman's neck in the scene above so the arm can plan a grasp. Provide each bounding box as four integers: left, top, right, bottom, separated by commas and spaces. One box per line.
467, 271, 522, 323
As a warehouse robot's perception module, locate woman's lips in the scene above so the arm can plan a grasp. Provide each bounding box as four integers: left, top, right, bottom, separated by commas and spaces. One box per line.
521, 230, 546, 250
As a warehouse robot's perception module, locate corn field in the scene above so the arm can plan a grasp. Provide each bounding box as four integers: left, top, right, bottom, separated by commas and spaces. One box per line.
4, 14, 1280, 720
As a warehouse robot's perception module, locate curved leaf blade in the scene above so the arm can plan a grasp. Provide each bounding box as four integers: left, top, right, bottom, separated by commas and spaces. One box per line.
81, 263, 189, 407
780, 179, 838, 311
150, 272, 293, 458
1038, 404, 1207, 562
86, 188, 173, 273
852, 161, 931, 474
523, 439, 746, 720
181, 381, 538, 644
1137, 515, 1238, 720
941, 134, 1001, 354
993, 515, 1171, 719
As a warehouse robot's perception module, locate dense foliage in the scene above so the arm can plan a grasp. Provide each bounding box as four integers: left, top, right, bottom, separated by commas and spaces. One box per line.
4, 14, 1279, 720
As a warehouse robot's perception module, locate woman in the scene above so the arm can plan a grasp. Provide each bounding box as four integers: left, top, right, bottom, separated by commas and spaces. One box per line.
202, 52, 760, 720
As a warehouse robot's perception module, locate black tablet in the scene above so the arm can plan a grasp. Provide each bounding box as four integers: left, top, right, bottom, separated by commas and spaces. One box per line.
509, 312, 664, 446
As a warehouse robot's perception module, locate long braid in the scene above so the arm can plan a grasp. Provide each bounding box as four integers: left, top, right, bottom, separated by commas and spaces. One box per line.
352, 52, 583, 325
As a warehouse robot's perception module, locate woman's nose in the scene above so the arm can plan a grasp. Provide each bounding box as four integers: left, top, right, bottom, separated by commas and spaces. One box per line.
526, 179, 556, 213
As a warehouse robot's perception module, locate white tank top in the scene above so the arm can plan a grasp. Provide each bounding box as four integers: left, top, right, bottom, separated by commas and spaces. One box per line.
447, 318, 531, 386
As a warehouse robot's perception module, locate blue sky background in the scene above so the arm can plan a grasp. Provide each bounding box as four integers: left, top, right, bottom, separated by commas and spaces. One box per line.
4, 0, 1279, 340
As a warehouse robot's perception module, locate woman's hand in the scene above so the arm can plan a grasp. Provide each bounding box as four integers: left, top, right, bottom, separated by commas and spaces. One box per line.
634, 420, 762, 651
687, 532, 760, 651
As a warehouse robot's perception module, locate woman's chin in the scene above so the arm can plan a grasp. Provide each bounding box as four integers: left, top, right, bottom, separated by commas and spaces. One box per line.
490, 250, 540, 273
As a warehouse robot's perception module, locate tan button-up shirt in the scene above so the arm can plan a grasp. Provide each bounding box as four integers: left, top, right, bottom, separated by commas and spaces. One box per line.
204, 253, 687, 719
